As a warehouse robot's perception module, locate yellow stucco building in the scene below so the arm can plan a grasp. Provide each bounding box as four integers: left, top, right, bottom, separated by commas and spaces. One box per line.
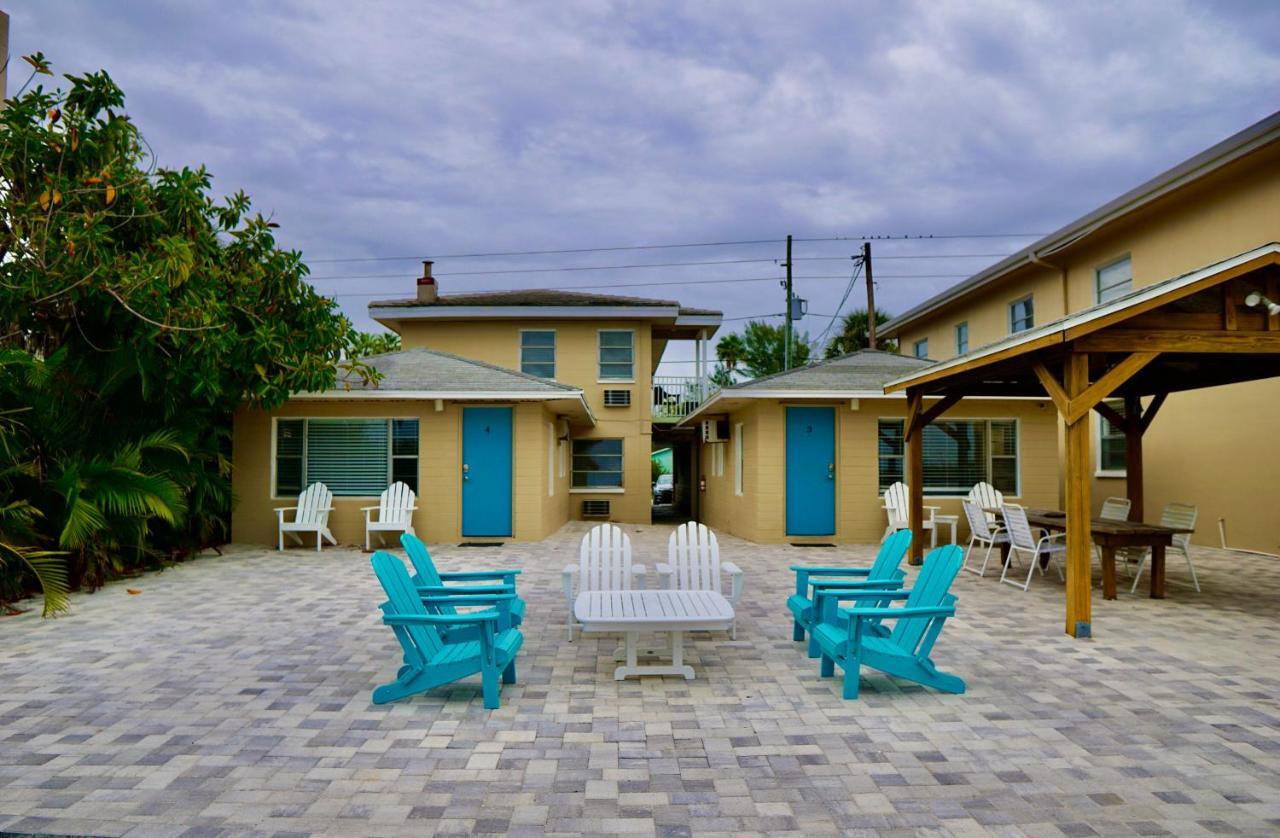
230, 274, 721, 546
881, 109, 1280, 551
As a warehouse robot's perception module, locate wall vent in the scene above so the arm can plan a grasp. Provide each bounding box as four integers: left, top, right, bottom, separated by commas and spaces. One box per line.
582, 499, 611, 518
602, 389, 632, 407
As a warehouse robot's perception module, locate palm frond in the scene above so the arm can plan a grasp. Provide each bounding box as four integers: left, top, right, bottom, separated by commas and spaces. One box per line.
0, 542, 69, 616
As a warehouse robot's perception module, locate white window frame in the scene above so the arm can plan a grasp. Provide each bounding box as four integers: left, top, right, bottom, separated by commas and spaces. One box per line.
913, 338, 929, 359
733, 423, 744, 496
1095, 398, 1127, 478
1096, 255, 1133, 304
271, 416, 419, 499
597, 329, 636, 383
955, 322, 968, 355
1008, 295, 1034, 334
520, 329, 557, 379
876, 416, 1022, 497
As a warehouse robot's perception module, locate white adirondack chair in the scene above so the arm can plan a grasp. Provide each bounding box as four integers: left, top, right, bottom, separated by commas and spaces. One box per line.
361, 482, 417, 551
968, 482, 1004, 526
655, 522, 744, 638
883, 482, 953, 548
275, 482, 336, 552
999, 503, 1065, 591
961, 499, 1008, 577
563, 524, 647, 640
1131, 503, 1199, 593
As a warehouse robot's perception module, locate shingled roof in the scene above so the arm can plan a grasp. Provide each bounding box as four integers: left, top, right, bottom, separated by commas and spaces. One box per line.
369, 288, 720, 317
333, 348, 580, 393
726, 350, 932, 392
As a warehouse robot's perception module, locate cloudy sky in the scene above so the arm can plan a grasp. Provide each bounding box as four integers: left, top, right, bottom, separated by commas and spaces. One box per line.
8, 1, 1279, 373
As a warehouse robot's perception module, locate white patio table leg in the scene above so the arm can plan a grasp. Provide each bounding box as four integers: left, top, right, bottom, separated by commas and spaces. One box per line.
670, 632, 694, 680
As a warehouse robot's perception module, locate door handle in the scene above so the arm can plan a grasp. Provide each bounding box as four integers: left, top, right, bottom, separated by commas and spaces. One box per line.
462, 463, 470, 481
827, 462, 835, 480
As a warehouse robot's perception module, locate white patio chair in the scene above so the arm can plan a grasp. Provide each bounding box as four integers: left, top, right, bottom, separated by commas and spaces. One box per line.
275, 482, 336, 552
563, 524, 647, 640
1000, 503, 1066, 591
883, 481, 954, 547
361, 481, 417, 551
968, 481, 1004, 526
961, 499, 1008, 577
1131, 503, 1199, 593
655, 522, 744, 638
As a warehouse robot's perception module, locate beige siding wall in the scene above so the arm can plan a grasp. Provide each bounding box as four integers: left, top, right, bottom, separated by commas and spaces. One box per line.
891, 142, 1280, 549
700, 398, 1059, 544
393, 318, 656, 524
231, 399, 569, 547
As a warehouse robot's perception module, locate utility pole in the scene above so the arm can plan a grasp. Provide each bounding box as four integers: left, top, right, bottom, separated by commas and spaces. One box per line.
783, 234, 793, 370
863, 241, 877, 350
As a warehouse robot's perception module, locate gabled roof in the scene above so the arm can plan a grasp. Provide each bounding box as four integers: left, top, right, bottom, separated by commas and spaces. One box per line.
292, 348, 595, 423
885, 242, 1280, 395
882, 108, 1280, 337
678, 350, 934, 425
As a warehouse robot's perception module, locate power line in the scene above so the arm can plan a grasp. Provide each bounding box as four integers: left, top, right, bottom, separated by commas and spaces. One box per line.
305, 233, 1044, 264
324, 271, 973, 298
313, 256, 778, 280
794, 252, 1013, 261
307, 238, 784, 264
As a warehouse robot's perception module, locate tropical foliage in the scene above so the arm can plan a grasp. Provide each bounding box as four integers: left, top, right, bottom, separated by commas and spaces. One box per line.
711, 321, 810, 383
348, 330, 401, 358
0, 56, 369, 615
824, 309, 896, 357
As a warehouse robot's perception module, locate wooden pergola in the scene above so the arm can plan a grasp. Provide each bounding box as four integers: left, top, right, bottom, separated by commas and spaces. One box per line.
884, 243, 1280, 637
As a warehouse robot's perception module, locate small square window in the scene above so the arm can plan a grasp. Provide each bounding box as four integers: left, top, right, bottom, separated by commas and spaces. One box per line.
955, 322, 968, 355
598, 331, 635, 381
913, 338, 929, 359
520, 330, 556, 378
1096, 257, 1132, 304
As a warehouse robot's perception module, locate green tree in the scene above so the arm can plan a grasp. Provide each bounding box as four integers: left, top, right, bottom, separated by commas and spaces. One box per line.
728, 320, 810, 379
824, 309, 896, 357
348, 330, 402, 358
0, 55, 370, 612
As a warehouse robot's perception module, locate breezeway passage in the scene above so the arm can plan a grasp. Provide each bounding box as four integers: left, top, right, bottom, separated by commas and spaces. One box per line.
2, 523, 1279, 835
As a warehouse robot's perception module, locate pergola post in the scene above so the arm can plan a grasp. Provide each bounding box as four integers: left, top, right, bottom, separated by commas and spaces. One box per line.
1123, 392, 1144, 522
906, 389, 925, 566
1063, 352, 1093, 638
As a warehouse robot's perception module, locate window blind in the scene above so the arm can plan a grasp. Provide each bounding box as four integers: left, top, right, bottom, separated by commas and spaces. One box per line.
877, 419, 1018, 496
305, 419, 390, 496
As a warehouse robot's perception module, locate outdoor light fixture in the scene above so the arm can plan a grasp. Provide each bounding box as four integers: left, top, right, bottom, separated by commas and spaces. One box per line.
1244, 291, 1280, 316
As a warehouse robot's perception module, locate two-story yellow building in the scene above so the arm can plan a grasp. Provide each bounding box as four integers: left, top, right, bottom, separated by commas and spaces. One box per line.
230, 267, 721, 546
881, 109, 1280, 552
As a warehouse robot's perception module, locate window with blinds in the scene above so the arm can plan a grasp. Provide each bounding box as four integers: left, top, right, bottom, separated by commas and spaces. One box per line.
1097, 399, 1126, 474
274, 418, 419, 497
572, 438, 624, 487
598, 330, 635, 381
877, 419, 1018, 496
1096, 256, 1132, 304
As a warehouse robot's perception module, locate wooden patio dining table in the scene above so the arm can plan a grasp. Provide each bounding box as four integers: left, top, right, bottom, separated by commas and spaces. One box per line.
1000, 508, 1193, 600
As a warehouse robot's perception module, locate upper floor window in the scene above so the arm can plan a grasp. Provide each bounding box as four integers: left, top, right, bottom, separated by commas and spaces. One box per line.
520, 330, 556, 378
275, 418, 418, 497
598, 330, 635, 381
955, 322, 968, 355
1096, 256, 1132, 304
913, 338, 929, 359
1009, 295, 1034, 333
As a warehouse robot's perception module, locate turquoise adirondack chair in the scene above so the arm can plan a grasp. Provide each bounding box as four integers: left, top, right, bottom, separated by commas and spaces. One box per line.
401, 533, 526, 629
371, 551, 522, 709
813, 544, 966, 700
787, 530, 911, 657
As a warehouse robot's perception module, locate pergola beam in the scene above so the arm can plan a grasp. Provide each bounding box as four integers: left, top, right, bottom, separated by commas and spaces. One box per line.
1077, 330, 1280, 353
1064, 352, 1159, 425
1063, 353, 1092, 638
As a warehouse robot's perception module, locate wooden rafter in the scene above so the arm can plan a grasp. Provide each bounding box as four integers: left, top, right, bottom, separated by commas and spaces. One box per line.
1092, 399, 1126, 429
907, 393, 962, 439
1064, 352, 1159, 425
1032, 361, 1069, 415
1224, 283, 1239, 330
1139, 391, 1167, 434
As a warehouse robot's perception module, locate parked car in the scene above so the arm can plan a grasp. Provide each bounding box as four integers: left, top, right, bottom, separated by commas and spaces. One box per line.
652, 474, 673, 504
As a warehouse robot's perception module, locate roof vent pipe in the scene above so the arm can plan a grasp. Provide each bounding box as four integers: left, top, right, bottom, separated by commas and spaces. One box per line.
416, 260, 437, 304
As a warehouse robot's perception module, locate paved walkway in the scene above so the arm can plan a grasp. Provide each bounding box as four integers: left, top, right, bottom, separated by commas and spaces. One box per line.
2, 523, 1279, 836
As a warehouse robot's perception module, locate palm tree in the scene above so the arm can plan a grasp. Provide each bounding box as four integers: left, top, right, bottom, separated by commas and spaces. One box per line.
716, 333, 746, 371
825, 309, 896, 357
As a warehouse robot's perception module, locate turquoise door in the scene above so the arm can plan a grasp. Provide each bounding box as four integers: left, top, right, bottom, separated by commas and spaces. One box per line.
786, 406, 836, 536
462, 407, 513, 537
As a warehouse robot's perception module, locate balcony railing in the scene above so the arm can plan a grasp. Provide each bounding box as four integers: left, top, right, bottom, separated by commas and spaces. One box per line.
652, 376, 718, 423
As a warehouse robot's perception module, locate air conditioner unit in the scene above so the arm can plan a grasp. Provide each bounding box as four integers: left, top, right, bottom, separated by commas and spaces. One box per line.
603, 389, 631, 407
701, 417, 730, 443
582, 499, 611, 519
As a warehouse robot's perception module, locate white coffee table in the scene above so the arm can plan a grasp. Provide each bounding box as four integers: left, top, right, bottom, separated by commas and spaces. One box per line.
573, 589, 735, 680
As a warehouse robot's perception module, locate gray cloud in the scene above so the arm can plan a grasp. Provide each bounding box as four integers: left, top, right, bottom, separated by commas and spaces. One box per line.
8, 0, 1277, 372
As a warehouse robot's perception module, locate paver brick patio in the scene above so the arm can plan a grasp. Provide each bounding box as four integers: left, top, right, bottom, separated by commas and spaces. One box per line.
2, 522, 1279, 836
